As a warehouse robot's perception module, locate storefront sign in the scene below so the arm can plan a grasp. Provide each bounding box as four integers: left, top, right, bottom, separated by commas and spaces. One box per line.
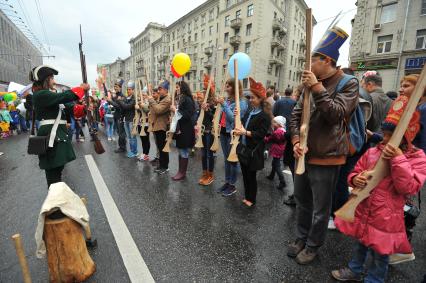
405, 57, 426, 70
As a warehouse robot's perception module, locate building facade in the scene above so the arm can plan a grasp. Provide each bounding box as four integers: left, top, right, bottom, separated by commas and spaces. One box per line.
350, 0, 426, 92
0, 10, 43, 84
100, 0, 312, 93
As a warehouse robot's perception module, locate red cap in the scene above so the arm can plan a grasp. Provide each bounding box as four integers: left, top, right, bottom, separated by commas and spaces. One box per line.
249, 77, 266, 99
71, 87, 85, 100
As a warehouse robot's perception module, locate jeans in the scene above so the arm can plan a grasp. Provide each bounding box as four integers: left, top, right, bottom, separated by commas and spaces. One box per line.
348, 242, 389, 283
138, 126, 150, 155
123, 121, 138, 155
220, 133, 238, 185
19, 115, 27, 132
105, 116, 115, 138
154, 130, 169, 169
202, 133, 215, 171
270, 157, 285, 182
178, 148, 190, 158
294, 164, 340, 247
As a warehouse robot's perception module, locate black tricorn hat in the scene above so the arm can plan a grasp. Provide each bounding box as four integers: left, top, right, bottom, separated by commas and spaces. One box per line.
29, 65, 59, 82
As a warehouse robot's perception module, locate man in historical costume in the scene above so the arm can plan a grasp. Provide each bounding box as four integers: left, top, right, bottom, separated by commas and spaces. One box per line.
288, 26, 359, 264
148, 80, 172, 174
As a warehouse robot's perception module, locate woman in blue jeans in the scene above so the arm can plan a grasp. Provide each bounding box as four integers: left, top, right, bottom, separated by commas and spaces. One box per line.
171, 81, 196, 181
104, 101, 115, 141
217, 78, 248, 196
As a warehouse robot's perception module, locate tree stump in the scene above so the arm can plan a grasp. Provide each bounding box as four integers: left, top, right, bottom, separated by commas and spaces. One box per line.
44, 216, 96, 283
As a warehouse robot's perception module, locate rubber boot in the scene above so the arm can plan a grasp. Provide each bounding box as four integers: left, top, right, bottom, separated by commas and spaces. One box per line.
172, 157, 188, 181
198, 170, 208, 185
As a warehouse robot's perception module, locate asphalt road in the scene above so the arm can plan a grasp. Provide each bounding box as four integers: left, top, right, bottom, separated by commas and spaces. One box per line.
0, 129, 425, 282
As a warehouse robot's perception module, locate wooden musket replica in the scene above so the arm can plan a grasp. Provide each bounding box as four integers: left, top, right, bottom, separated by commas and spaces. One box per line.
162, 77, 176, 153
131, 80, 141, 136
335, 65, 426, 222
79, 25, 105, 154
295, 8, 313, 175
227, 59, 240, 162
194, 74, 214, 148
210, 72, 228, 152
139, 68, 149, 136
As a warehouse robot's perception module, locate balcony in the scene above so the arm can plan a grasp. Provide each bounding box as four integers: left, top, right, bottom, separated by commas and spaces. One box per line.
190, 65, 197, 72
271, 37, 280, 47
269, 55, 284, 66
204, 47, 213, 56
279, 26, 287, 35
277, 42, 286, 51
230, 18, 242, 29
300, 39, 306, 48
298, 54, 305, 62
272, 19, 281, 30
204, 60, 213, 69
230, 35, 241, 46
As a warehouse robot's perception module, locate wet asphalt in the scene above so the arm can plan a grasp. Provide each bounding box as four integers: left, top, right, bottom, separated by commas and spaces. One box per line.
0, 129, 425, 282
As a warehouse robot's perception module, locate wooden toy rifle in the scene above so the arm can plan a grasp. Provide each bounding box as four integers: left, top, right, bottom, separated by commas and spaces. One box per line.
194, 73, 214, 148
227, 59, 240, 162
162, 76, 176, 153
210, 72, 228, 152
295, 8, 312, 174
131, 80, 141, 136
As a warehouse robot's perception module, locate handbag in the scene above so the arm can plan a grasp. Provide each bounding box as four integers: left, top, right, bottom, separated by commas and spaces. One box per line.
27, 107, 50, 155
236, 141, 262, 166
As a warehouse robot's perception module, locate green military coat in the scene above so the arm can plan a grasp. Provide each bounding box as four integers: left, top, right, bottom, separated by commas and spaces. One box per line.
33, 89, 79, 170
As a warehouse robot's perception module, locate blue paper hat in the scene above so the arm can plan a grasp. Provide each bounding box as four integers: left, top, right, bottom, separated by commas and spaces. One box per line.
158, 80, 169, 91
313, 26, 349, 62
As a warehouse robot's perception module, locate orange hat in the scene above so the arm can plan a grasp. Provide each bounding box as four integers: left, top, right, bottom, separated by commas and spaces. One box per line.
71, 87, 85, 100
249, 77, 266, 99
382, 95, 420, 148
203, 74, 215, 94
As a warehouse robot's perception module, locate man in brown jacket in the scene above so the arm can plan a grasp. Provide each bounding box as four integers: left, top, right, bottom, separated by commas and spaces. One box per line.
148, 80, 171, 174
287, 26, 359, 264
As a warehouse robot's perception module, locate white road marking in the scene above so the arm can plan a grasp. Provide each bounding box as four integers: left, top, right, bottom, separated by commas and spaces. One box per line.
85, 154, 155, 283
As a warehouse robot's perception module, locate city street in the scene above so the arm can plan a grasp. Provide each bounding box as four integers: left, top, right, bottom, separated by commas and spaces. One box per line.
0, 129, 425, 282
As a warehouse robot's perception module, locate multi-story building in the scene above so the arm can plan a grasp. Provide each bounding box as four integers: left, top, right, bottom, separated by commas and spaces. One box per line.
0, 9, 42, 84
100, 0, 312, 93
350, 0, 426, 92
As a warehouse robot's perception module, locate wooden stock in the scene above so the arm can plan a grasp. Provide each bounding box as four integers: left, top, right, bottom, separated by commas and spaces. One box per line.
163, 77, 176, 153
335, 65, 426, 222
195, 74, 214, 148
131, 80, 141, 136
227, 60, 240, 162
210, 72, 228, 152
12, 234, 32, 283
295, 8, 313, 175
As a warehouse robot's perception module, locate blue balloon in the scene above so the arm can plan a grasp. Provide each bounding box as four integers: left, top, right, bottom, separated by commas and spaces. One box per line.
228, 52, 252, 79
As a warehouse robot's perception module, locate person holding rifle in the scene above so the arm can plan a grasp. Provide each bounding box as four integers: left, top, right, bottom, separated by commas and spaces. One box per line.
111, 79, 127, 154
137, 86, 151, 162
233, 77, 271, 207
170, 81, 196, 181
332, 95, 426, 282
148, 80, 172, 174
288, 26, 359, 264
30, 65, 88, 188
216, 78, 248, 196
113, 81, 138, 158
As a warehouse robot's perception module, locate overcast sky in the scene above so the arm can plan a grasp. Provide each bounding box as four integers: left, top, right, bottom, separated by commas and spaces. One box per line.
7, 0, 356, 86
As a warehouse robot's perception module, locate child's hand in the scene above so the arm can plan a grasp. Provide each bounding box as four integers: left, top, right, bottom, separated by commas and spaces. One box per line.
382, 144, 403, 159
353, 171, 371, 189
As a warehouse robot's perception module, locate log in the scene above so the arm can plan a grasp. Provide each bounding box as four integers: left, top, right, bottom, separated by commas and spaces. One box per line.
44, 217, 96, 283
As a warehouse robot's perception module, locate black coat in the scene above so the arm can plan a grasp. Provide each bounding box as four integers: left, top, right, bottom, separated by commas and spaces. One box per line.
176, 95, 196, 149
116, 96, 136, 122
241, 109, 271, 171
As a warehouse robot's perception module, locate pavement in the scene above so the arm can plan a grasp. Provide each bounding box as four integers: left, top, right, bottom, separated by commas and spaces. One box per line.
0, 129, 425, 282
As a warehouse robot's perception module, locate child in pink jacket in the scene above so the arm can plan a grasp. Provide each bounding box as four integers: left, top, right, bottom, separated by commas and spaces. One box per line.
332, 95, 426, 283
265, 116, 287, 191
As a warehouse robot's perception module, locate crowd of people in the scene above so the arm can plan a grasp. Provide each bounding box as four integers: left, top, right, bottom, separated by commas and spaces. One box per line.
18, 24, 426, 282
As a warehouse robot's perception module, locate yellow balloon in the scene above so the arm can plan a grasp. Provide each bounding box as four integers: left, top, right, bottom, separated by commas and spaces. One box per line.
172, 53, 191, 76
11, 92, 17, 101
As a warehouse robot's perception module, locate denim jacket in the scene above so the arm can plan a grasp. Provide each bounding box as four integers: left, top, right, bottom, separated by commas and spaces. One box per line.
221, 98, 248, 133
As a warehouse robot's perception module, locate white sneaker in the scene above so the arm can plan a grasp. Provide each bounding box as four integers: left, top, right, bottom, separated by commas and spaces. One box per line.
328, 217, 336, 230
112, 137, 116, 141
389, 253, 415, 265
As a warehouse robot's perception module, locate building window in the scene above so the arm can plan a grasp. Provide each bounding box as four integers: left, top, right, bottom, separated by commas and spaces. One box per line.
292, 40, 295, 50
289, 70, 292, 80
202, 14, 206, 24
224, 32, 229, 43
416, 29, 426, 49
422, 0, 426, 15
247, 4, 254, 17
223, 49, 228, 59
188, 23, 191, 32
290, 55, 293, 65
377, 35, 393, 53
246, 24, 252, 36
380, 3, 397, 24
209, 26, 213, 35
245, 42, 251, 54
195, 33, 198, 41
233, 46, 239, 54
236, 10, 241, 19
225, 15, 230, 27
202, 29, 205, 39
226, 0, 232, 9
209, 9, 214, 20
235, 28, 240, 36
